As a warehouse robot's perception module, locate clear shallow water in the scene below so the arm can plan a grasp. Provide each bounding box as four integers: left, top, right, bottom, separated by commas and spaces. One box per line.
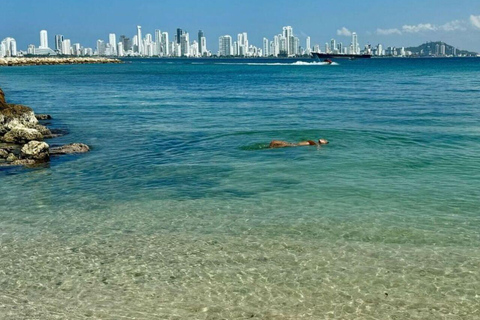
1, 58, 480, 319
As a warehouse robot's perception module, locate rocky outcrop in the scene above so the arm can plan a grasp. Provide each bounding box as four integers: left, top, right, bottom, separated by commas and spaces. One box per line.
0, 57, 122, 67
21, 141, 50, 162
50, 143, 90, 155
0, 88, 90, 167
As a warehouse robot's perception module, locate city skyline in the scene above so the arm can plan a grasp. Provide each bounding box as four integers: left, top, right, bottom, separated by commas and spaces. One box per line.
2, 0, 480, 52
1, 26, 474, 59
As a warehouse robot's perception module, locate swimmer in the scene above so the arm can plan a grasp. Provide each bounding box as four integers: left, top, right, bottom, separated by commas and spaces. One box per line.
269, 139, 329, 148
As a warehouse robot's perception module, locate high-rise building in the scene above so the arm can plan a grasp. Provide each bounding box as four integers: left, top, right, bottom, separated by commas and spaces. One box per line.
96, 39, 106, 56
136, 26, 143, 54
61, 39, 71, 55
72, 43, 81, 56
117, 42, 124, 57
331, 39, 336, 53
180, 32, 190, 56
377, 44, 383, 56
40, 30, 49, 49
351, 32, 359, 54
305, 37, 311, 55
109, 33, 117, 55
263, 38, 269, 57
162, 32, 170, 56
55, 35, 64, 52
120, 35, 131, 52
200, 36, 207, 56
440, 43, 446, 56
155, 29, 162, 55
218, 35, 233, 56
282, 26, 293, 56
176, 28, 185, 44
198, 30, 204, 49
1, 38, 17, 57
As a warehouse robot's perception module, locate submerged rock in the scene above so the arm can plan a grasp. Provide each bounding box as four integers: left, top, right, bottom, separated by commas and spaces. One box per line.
36, 114, 52, 120
21, 141, 50, 162
51, 143, 90, 155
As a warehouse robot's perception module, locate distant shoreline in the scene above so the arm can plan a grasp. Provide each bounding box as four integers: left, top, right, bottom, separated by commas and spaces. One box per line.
1, 56, 477, 67
0, 57, 122, 67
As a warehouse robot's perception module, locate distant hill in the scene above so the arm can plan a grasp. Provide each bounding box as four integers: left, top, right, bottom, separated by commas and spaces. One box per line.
405, 41, 478, 57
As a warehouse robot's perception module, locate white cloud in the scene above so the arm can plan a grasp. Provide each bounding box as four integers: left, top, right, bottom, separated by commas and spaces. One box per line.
440, 20, 467, 31
471, 15, 480, 29
376, 28, 402, 35
402, 23, 437, 33
336, 27, 352, 37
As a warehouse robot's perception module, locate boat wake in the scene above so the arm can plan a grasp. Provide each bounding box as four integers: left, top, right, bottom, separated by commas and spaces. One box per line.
215, 61, 339, 66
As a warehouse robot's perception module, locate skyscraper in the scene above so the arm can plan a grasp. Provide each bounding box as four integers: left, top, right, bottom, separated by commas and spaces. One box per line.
218, 35, 233, 56
282, 26, 293, 56
180, 32, 190, 57
97, 40, 106, 56
40, 30, 48, 49
176, 28, 185, 44
198, 30, 204, 49
109, 33, 117, 55
263, 38, 269, 57
161, 32, 170, 56
136, 26, 143, 54
155, 29, 162, 55
351, 32, 359, 54
200, 36, 207, 56
61, 39, 71, 55
55, 35, 64, 52
305, 37, 311, 55
331, 39, 336, 53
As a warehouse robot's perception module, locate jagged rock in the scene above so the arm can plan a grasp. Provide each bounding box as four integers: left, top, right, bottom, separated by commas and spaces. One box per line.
0, 88, 5, 104
31, 123, 52, 136
0, 103, 39, 135
36, 114, 52, 120
2, 127, 43, 143
0, 149, 8, 158
11, 159, 37, 166
6, 153, 17, 162
21, 141, 49, 161
51, 143, 90, 155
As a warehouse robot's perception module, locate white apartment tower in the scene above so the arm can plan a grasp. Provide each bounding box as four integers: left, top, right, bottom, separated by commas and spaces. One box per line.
351, 32, 359, 54
263, 38, 269, 57
40, 30, 49, 49
305, 37, 311, 55
218, 35, 233, 56
136, 26, 143, 54
109, 33, 117, 55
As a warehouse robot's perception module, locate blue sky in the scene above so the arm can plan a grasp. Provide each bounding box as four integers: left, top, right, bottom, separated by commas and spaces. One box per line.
2, 0, 480, 52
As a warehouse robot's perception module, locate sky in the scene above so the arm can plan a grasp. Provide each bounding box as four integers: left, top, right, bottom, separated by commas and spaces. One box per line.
2, 0, 480, 52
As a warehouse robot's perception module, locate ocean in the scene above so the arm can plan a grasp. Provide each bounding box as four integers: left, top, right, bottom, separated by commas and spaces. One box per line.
1, 58, 480, 319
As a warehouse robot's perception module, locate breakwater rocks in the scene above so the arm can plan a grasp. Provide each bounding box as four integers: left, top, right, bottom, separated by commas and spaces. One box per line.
0, 87, 90, 167
0, 57, 121, 67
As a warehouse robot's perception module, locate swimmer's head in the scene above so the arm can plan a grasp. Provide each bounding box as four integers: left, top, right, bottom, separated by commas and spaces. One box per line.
318, 139, 329, 145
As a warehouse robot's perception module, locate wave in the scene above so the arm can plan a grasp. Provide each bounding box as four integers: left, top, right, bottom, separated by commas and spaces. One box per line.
215, 61, 339, 66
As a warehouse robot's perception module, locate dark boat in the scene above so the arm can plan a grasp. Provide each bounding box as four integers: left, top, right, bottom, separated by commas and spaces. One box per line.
312, 52, 372, 60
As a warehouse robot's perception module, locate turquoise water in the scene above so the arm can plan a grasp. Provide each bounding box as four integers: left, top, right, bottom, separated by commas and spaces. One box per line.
1, 58, 480, 319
